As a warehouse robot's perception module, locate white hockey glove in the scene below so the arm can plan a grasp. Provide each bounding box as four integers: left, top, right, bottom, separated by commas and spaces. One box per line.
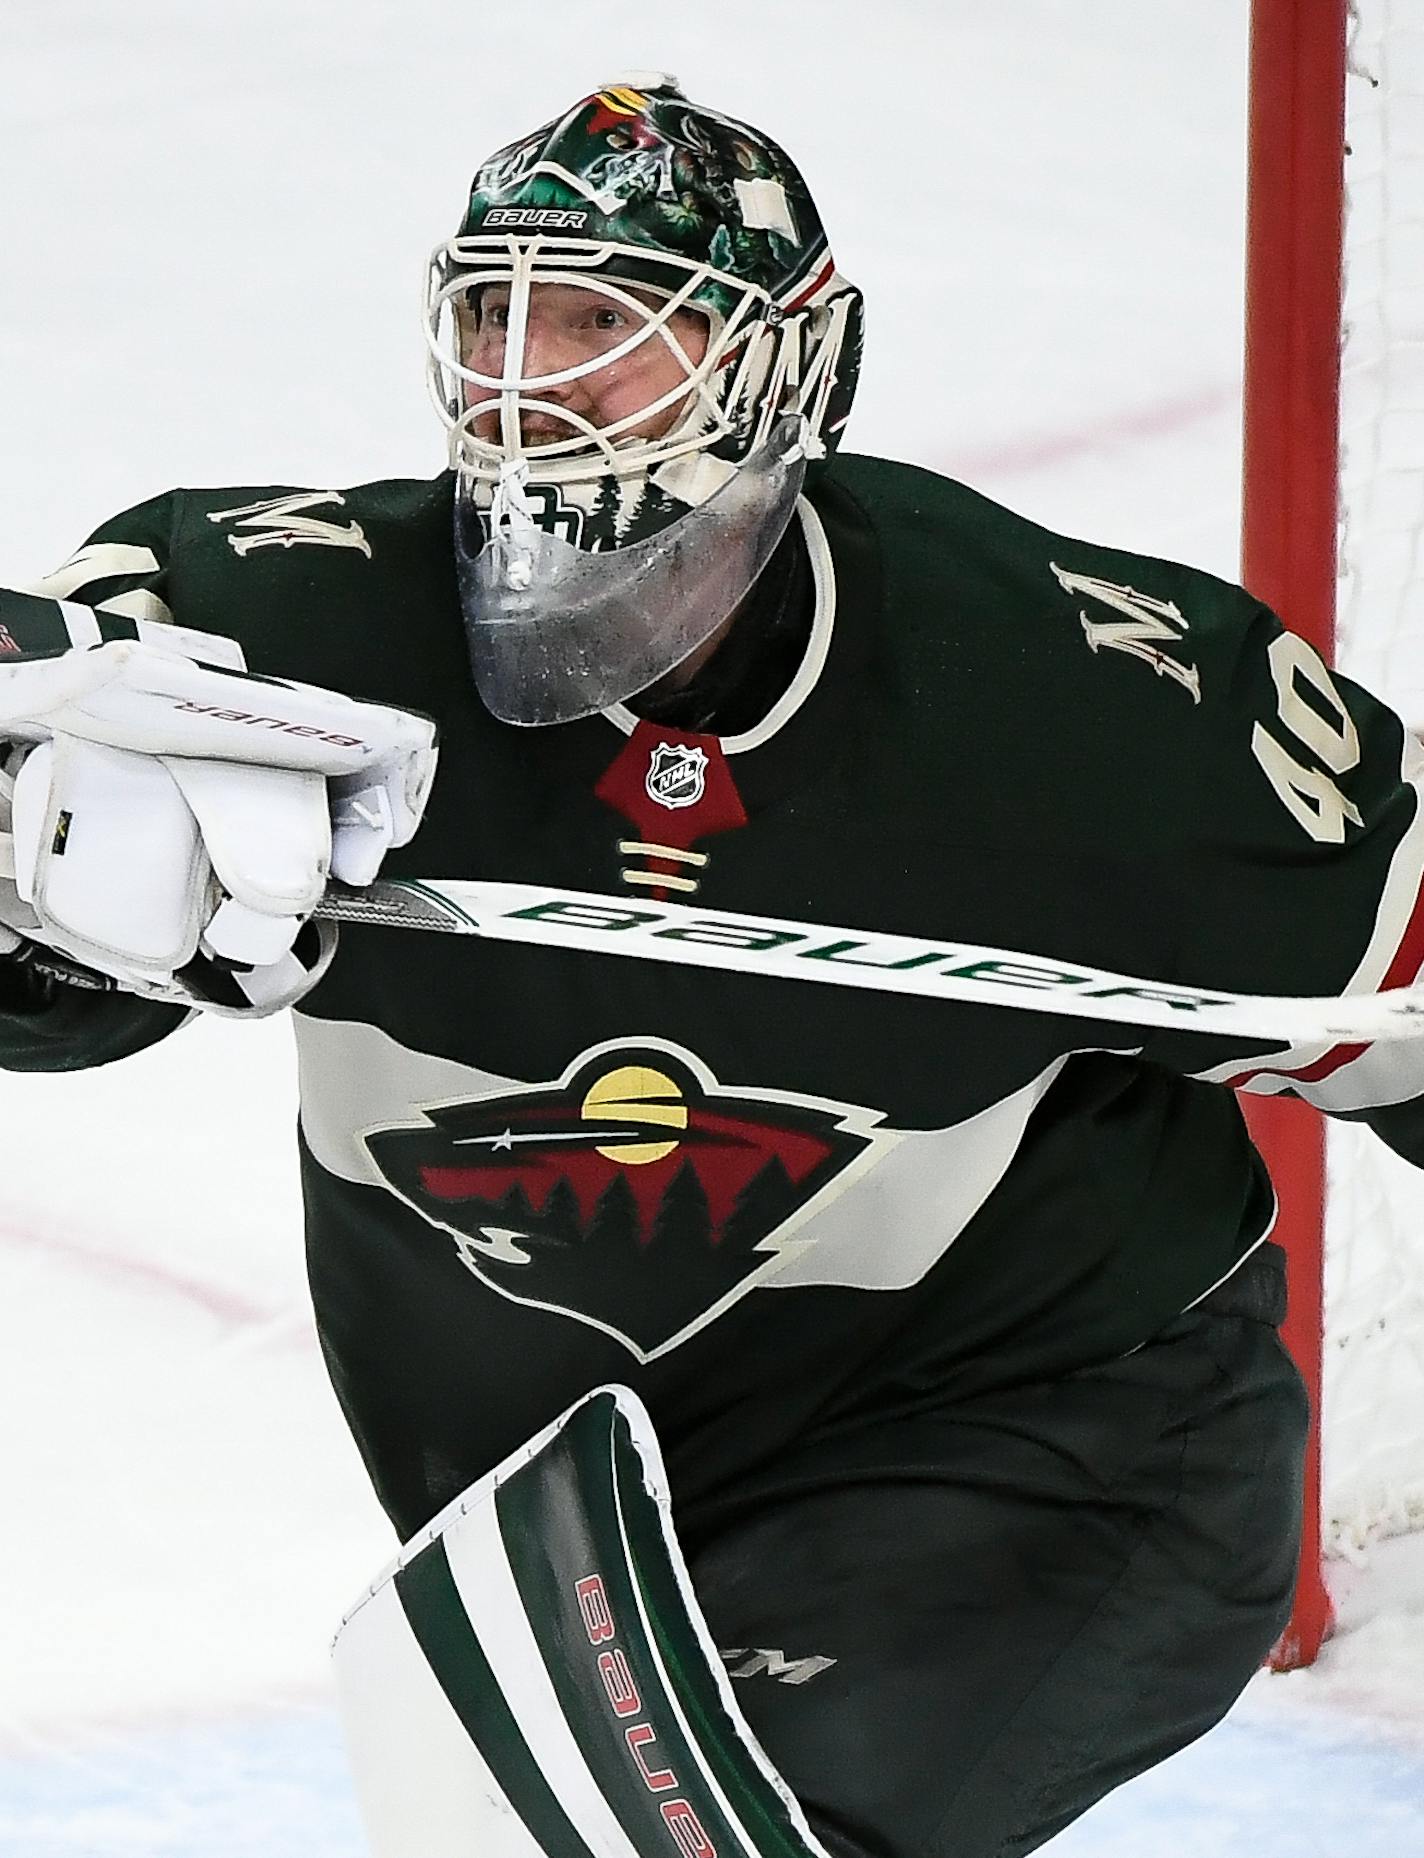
0, 626, 437, 1016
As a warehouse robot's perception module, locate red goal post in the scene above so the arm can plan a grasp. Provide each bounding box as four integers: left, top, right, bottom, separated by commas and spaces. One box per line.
1239, 0, 1424, 1671
1239, 0, 1347, 1672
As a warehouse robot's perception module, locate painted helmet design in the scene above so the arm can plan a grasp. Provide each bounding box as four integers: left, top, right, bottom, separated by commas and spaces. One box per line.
424, 76, 864, 724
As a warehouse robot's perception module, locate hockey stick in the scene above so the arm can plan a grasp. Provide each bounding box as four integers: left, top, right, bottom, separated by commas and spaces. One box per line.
312, 876, 1424, 1046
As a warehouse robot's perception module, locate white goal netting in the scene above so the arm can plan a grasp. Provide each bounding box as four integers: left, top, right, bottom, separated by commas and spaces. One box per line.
1324, 0, 1424, 1557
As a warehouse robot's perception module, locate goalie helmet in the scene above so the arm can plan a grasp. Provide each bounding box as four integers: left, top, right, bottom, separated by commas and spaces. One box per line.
424, 75, 864, 725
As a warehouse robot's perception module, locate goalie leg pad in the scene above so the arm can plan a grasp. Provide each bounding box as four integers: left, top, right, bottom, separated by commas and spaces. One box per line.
335, 1387, 832, 1858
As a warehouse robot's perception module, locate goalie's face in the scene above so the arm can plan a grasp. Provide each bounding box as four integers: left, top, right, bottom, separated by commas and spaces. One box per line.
457, 280, 711, 456
434, 254, 810, 729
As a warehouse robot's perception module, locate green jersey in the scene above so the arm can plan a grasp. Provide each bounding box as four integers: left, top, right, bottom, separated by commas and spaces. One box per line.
4, 457, 1422, 1537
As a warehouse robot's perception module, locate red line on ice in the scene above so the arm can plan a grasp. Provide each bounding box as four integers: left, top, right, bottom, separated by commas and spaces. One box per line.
943, 380, 1241, 479
0, 1208, 282, 1328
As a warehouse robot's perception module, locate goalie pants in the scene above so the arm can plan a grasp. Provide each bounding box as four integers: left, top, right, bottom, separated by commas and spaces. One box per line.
679, 1242, 1305, 1858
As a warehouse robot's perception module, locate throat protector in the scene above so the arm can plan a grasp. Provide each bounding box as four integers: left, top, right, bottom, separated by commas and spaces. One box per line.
455, 417, 809, 725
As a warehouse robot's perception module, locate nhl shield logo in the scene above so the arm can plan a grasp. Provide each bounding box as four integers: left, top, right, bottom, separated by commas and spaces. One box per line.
645, 741, 708, 811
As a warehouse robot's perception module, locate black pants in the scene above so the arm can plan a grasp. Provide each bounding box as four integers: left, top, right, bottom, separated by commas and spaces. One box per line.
684, 1245, 1307, 1858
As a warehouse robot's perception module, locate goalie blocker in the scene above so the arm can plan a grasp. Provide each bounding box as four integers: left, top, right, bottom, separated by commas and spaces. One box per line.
0, 587, 437, 1014
335, 1246, 1303, 1858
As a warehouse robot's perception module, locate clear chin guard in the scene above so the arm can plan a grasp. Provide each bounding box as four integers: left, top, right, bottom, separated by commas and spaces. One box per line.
455, 417, 810, 727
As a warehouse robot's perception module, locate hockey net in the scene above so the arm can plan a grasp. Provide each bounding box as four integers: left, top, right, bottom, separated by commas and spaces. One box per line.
1323, 0, 1424, 1561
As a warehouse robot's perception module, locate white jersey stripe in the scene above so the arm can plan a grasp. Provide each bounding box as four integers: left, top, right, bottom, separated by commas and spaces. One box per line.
24, 543, 162, 600
96, 587, 175, 626
56, 599, 102, 648
294, 1013, 1070, 1318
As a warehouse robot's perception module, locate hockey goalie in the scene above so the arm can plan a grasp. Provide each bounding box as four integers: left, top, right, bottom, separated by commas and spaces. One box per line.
5, 74, 1424, 1858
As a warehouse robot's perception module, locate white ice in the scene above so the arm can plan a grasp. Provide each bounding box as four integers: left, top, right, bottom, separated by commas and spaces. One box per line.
1, 1, 1421, 1852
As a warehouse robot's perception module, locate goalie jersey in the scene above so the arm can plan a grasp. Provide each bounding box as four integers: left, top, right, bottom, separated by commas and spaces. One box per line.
4, 456, 1424, 1538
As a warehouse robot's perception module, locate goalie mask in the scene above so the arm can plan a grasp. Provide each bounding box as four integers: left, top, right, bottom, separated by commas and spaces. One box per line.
424, 74, 864, 725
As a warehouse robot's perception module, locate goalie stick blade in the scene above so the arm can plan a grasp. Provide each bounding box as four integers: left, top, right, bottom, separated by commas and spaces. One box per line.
313, 877, 1424, 1046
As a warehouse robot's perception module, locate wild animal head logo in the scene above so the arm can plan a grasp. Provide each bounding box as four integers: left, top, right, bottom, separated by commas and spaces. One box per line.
363, 1041, 879, 1359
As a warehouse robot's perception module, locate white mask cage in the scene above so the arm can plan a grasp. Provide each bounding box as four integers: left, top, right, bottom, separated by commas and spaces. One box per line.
424, 233, 844, 487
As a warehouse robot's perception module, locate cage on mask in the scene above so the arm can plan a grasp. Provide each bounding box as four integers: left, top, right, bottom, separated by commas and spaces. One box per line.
425, 238, 777, 485
425, 236, 855, 505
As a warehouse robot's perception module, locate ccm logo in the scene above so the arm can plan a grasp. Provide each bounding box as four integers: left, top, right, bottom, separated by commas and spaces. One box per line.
483, 207, 589, 229
575, 1573, 717, 1858
173, 701, 365, 749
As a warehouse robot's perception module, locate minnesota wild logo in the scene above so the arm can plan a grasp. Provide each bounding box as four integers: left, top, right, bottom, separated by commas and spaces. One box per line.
363, 1040, 881, 1359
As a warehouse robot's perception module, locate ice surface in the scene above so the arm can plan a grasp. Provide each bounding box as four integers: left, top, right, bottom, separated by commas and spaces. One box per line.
0, 0, 1420, 1851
